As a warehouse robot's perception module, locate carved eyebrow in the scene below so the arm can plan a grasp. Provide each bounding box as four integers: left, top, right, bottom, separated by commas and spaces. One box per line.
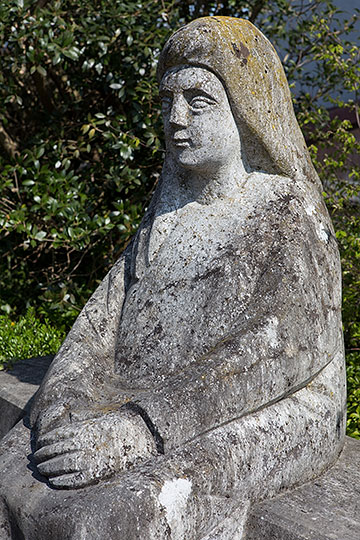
159, 86, 219, 103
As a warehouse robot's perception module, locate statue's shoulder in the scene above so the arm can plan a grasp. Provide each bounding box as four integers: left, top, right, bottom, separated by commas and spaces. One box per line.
244, 173, 315, 225
241, 172, 334, 261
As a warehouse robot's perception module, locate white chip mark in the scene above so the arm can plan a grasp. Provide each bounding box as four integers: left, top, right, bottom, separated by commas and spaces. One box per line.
159, 478, 192, 538
317, 225, 329, 243
265, 316, 279, 348
305, 204, 316, 216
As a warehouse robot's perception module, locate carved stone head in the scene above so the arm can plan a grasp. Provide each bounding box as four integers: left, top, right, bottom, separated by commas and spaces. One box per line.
158, 17, 319, 184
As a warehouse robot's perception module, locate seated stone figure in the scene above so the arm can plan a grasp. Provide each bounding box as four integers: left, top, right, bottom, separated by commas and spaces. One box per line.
0, 16, 346, 539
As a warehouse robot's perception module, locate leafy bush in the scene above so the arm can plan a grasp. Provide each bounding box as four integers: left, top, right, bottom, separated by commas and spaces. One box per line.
0, 308, 65, 369
346, 352, 360, 439
0, 0, 173, 326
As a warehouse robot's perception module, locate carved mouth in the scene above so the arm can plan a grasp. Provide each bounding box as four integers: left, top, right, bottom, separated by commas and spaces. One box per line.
172, 137, 191, 148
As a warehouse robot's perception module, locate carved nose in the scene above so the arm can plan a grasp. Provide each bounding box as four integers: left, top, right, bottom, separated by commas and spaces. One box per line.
169, 96, 188, 128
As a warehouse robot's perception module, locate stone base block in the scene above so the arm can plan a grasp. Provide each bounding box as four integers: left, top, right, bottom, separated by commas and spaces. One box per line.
0, 355, 53, 439
245, 435, 359, 539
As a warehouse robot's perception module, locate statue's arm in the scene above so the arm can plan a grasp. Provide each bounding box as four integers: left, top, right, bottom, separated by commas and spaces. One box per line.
30, 246, 130, 434
158, 353, 346, 509
235, 352, 346, 503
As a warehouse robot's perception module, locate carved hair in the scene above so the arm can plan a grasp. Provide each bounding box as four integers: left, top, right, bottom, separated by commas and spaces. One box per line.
158, 17, 320, 185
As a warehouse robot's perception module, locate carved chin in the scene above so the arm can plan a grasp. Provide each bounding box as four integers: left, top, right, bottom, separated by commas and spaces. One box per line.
175, 151, 202, 170
171, 147, 218, 172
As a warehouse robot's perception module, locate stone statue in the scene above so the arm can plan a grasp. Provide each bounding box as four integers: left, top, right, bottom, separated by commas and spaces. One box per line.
0, 17, 346, 539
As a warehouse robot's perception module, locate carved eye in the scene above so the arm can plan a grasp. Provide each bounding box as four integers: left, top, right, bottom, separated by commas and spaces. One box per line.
189, 96, 216, 110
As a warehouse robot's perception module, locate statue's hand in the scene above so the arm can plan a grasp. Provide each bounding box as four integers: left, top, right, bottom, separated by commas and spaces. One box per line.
31, 401, 72, 437
33, 412, 157, 489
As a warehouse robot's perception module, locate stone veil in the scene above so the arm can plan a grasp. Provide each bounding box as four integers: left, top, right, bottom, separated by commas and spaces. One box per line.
0, 17, 346, 540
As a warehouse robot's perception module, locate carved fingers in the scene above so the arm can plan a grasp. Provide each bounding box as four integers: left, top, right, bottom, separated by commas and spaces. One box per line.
34, 438, 80, 463
32, 402, 72, 441
35, 448, 116, 489
35, 424, 79, 450
33, 412, 157, 489
46, 471, 99, 490
35, 451, 81, 478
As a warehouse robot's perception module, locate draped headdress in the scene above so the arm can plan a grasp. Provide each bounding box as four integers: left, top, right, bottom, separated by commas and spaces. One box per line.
157, 17, 320, 186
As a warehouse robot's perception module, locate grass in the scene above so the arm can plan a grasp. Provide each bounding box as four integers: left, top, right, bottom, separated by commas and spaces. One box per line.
0, 308, 65, 370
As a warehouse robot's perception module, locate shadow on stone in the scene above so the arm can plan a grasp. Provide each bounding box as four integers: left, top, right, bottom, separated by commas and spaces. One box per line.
0, 355, 53, 440
5, 355, 54, 386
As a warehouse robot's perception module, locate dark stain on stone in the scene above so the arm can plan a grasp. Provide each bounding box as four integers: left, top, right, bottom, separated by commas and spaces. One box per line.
279, 193, 294, 205
118, 355, 136, 368
336, 411, 343, 439
194, 264, 224, 283
324, 228, 332, 245
231, 42, 241, 57
231, 42, 249, 66
153, 323, 163, 336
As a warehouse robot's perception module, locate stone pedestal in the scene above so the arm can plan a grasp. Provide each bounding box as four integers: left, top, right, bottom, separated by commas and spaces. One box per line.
0, 356, 53, 439
246, 436, 360, 540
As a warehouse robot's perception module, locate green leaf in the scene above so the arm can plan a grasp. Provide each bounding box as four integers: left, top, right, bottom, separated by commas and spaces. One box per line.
63, 48, 80, 61
34, 231, 47, 241
36, 65, 47, 77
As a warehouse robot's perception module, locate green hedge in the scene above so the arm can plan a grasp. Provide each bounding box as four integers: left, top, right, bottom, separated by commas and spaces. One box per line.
0, 309, 65, 369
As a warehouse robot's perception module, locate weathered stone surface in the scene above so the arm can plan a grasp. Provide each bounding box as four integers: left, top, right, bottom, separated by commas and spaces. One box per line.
245, 436, 360, 540
0, 356, 53, 439
0, 363, 358, 539
0, 16, 347, 539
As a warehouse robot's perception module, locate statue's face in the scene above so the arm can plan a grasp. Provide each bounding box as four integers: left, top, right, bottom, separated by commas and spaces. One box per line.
160, 66, 241, 173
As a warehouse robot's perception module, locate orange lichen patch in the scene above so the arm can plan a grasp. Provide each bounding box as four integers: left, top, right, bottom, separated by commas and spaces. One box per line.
91, 400, 132, 414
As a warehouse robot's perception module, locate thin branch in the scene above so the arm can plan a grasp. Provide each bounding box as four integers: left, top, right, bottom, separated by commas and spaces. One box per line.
249, 0, 266, 23
0, 197, 16, 210
32, 71, 54, 112
0, 122, 19, 158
